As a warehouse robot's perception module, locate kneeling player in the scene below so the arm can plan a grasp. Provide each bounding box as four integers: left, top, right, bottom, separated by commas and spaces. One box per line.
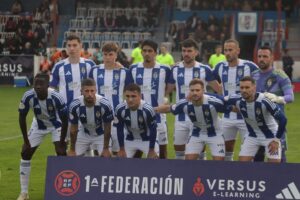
68, 78, 113, 157
114, 83, 158, 159
156, 79, 225, 160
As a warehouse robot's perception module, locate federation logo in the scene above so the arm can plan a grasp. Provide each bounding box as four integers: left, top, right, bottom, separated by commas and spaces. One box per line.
193, 177, 205, 197
54, 170, 80, 196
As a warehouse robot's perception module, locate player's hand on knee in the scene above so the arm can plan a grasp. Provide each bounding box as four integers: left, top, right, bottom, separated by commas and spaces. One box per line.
117, 149, 127, 158
268, 139, 280, 154
147, 150, 158, 159
101, 148, 111, 158
67, 149, 76, 156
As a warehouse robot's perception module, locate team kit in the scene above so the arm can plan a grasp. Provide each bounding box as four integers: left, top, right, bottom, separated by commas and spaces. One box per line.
16, 36, 294, 200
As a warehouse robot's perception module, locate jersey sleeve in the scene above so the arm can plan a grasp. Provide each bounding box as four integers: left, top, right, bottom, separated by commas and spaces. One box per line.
170, 99, 187, 115
262, 98, 287, 139
168, 66, 176, 84
164, 66, 172, 84
204, 65, 216, 81
125, 68, 134, 85
69, 100, 79, 125
114, 104, 125, 147
145, 106, 157, 149
209, 95, 226, 113
18, 91, 32, 115
278, 73, 294, 103
49, 63, 60, 88
101, 98, 114, 123
53, 93, 68, 117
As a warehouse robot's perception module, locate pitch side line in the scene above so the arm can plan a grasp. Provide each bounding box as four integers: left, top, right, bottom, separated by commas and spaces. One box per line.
0, 135, 21, 141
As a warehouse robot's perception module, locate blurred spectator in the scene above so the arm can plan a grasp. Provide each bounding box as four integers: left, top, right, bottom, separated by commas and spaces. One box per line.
5, 17, 17, 32
50, 46, 61, 63
35, 41, 47, 56
81, 48, 92, 59
34, 22, 46, 42
23, 42, 34, 55
92, 46, 103, 65
282, 49, 294, 81
194, 24, 207, 43
156, 44, 175, 66
60, 49, 68, 59
166, 23, 178, 49
241, 0, 252, 11
104, 12, 115, 30
128, 12, 139, 28
186, 12, 198, 32
11, 0, 24, 15
190, 0, 201, 10
33, 7, 43, 22
117, 47, 130, 68
93, 14, 103, 31
40, 55, 52, 74
115, 10, 127, 30
208, 44, 226, 69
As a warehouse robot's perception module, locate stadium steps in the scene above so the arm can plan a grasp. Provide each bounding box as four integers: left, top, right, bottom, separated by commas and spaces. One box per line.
57, 15, 74, 47
286, 20, 300, 60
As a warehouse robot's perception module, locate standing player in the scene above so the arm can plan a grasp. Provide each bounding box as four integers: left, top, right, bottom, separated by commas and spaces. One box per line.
213, 39, 258, 161
156, 79, 225, 160
130, 40, 171, 159
167, 38, 222, 159
50, 35, 95, 107
227, 76, 287, 163
68, 78, 114, 157
252, 46, 294, 162
50, 35, 95, 155
89, 42, 133, 155
114, 83, 158, 159
17, 73, 68, 200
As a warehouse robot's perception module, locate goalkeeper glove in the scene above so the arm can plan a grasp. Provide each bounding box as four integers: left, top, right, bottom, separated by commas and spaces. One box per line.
264, 92, 286, 104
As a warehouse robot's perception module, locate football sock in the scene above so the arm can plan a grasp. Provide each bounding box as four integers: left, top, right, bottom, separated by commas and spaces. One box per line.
175, 151, 185, 160
225, 152, 234, 161
20, 159, 31, 193
199, 152, 207, 160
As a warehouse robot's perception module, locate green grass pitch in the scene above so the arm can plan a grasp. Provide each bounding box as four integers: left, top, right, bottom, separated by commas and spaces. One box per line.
0, 86, 299, 199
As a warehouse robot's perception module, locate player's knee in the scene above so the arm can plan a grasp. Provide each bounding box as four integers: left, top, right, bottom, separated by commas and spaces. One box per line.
21, 148, 34, 160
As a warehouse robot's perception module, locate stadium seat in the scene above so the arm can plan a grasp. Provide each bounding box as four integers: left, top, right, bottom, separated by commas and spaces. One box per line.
76, 7, 86, 19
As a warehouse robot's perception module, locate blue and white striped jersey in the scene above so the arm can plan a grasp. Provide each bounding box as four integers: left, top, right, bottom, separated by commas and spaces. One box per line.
171, 94, 225, 137
50, 57, 95, 106
213, 59, 258, 120
89, 64, 133, 108
130, 62, 171, 122
169, 61, 216, 121
69, 94, 114, 136
18, 88, 67, 130
114, 100, 157, 148
227, 93, 286, 139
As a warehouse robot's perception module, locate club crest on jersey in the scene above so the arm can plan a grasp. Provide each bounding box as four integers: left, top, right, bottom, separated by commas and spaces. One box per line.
237, 69, 243, 77
204, 110, 210, 116
194, 71, 199, 78
138, 116, 144, 123
114, 73, 120, 80
256, 108, 261, 115
153, 72, 158, 79
48, 105, 54, 111
19, 102, 25, 109
96, 111, 101, 118
81, 67, 86, 74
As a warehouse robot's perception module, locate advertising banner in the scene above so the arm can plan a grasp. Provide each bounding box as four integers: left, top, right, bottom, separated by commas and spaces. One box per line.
45, 156, 300, 200
0, 55, 34, 85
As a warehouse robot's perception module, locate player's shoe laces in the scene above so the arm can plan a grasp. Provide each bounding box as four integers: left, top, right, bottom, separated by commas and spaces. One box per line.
17, 193, 29, 200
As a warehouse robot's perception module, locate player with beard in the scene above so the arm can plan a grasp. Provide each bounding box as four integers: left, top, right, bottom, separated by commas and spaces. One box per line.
252, 46, 294, 162
156, 79, 226, 160
212, 39, 258, 161
227, 76, 287, 163
68, 78, 114, 157
167, 38, 222, 159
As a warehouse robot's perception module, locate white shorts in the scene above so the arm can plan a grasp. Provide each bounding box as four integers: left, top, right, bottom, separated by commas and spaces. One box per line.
239, 136, 282, 160
28, 121, 61, 148
186, 134, 225, 157
157, 114, 168, 145
173, 120, 193, 145
75, 133, 104, 156
125, 140, 159, 158
222, 118, 248, 142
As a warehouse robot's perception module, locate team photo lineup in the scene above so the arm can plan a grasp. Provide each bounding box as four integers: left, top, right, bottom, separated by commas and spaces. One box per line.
16, 36, 294, 199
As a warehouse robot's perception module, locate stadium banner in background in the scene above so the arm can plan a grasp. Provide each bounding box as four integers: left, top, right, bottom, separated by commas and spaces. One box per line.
237, 12, 258, 34
45, 156, 300, 200
0, 55, 34, 85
